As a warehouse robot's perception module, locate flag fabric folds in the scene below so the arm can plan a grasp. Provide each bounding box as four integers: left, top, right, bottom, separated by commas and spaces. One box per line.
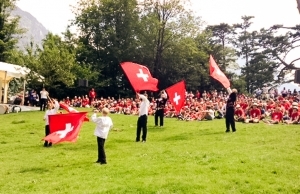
209, 55, 230, 89
60, 103, 89, 121
43, 112, 87, 144
120, 62, 159, 92
165, 80, 186, 113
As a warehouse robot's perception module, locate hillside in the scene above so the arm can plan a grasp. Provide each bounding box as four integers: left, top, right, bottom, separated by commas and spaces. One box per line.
11, 6, 49, 49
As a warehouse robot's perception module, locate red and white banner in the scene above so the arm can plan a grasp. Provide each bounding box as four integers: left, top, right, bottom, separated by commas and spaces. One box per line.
209, 55, 230, 89
120, 62, 159, 92
165, 80, 186, 113
43, 112, 87, 144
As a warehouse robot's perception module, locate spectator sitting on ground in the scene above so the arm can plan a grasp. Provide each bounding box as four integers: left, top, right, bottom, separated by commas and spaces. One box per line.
263, 106, 283, 124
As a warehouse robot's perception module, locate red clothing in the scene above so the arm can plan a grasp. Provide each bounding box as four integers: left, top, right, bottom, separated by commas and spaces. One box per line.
240, 103, 248, 110
288, 108, 293, 117
271, 112, 283, 121
89, 90, 96, 98
64, 99, 71, 105
250, 108, 261, 119
235, 109, 244, 117
82, 98, 88, 106
291, 112, 299, 121
266, 104, 275, 111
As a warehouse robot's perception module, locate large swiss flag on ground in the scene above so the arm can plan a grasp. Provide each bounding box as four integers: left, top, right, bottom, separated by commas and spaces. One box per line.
43, 112, 87, 144
209, 55, 230, 89
60, 103, 89, 121
120, 62, 159, 92
165, 80, 186, 113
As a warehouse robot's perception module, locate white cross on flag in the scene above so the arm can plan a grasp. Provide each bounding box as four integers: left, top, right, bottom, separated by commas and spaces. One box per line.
121, 62, 159, 92
165, 80, 186, 113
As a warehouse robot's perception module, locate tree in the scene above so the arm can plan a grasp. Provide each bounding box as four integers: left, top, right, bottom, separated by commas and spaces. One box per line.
0, 0, 23, 62
205, 23, 235, 69
73, 0, 140, 96
258, 25, 300, 83
141, 0, 202, 78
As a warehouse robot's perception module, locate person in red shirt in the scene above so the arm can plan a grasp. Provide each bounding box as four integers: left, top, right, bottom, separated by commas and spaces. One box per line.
64, 97, 71, 105
284, 106, 299, 124
263, 107, 283, 124
82, 97, 89, 107
89, 88, 96, 105
245, 103, 261, 123
234, 104, 245, 122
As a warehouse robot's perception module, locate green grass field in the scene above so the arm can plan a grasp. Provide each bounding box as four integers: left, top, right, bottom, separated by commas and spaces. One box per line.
1, 109, 300, 194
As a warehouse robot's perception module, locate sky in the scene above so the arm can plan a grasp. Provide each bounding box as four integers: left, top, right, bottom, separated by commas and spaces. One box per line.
16, 0, 300, 35
16, 0, 300, 90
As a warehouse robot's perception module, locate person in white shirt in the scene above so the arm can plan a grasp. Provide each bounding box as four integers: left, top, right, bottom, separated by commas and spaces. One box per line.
43, 99, 60, 147
40, 88, 49, 111
91, 108, 113, 165
201, 106, 215, 120
136, 93, 150, 142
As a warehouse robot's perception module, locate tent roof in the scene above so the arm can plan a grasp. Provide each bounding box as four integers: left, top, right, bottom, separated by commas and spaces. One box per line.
0, 62, 29, 81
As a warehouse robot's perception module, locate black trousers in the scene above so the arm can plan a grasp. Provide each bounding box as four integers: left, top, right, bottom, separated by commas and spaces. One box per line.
136, 115, 148, 141
155, 109, 164, 126
44, 125, 52, 146
225, 108, 236, 132
97, 137, 106, 163
40, 98, 47, 111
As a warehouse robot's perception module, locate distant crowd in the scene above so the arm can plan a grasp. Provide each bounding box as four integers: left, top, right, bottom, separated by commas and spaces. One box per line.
15, 86, 300, 124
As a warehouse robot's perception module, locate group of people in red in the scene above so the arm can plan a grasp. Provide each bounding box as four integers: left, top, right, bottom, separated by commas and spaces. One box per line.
60, 87, 300, 125
63, 88, 97, 108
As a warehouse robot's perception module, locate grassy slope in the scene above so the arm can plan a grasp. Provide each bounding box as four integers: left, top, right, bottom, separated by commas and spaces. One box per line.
0, 110, 300, 194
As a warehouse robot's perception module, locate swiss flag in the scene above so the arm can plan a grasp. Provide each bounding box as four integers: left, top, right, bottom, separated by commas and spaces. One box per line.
209, 55, 230, 89
43, 112, 87, 144
60, 103, 89, 121
120, 62, 159, 92
165, 80, 186, 113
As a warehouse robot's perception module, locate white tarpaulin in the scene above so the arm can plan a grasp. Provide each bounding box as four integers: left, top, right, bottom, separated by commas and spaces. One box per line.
0, 62, 31, 103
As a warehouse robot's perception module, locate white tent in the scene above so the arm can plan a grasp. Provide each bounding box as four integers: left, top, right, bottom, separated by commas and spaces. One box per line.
0, 62, 41, 104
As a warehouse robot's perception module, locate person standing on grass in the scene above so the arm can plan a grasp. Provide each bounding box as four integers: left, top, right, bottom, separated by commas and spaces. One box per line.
91, 108, 113, 165
136, 92, 150, 142
225, 88, 237, 133
43, 98, 59, 147
89, 88, 96, 106
154, 90, 168, 127
40, 88, 49, 111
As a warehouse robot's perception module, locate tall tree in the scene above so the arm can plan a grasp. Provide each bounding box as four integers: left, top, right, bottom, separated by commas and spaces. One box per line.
258, 25, 300, 83
73, 0, 140, 96
205, 23, 235, 69
232, 16, 258, 92
0, 0, 22, 62
139, 0, 203, 88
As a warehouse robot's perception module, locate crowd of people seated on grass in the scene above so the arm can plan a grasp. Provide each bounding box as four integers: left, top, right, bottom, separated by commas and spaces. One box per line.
57, 87, 300, 125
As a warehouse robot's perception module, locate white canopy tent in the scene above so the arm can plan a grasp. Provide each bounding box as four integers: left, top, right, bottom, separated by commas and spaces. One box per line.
0, 62, 41, 104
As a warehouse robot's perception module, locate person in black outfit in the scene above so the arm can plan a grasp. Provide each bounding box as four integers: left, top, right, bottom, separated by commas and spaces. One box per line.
225, 88, 237, 133
155, 90, 168, 127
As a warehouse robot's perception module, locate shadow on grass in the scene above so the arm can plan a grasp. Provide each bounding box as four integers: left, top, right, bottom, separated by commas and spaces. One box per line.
196, 130, 228, 136
11, 120, 26, 124
159, 130, 227, 142
19, 167, 49, 174
148, 126, 166, 132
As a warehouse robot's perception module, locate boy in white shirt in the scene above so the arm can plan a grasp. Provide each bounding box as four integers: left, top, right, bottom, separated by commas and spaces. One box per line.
91, 108, 113, 165
43, 99, 60, 147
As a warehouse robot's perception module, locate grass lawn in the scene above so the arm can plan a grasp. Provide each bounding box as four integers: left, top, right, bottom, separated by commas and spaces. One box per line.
1, 109, 300, 194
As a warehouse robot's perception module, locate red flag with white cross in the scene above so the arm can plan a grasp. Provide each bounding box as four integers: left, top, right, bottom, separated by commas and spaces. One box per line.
165, 80, 186, 113
43, 112, 87, 144
120, 62, 159, 92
